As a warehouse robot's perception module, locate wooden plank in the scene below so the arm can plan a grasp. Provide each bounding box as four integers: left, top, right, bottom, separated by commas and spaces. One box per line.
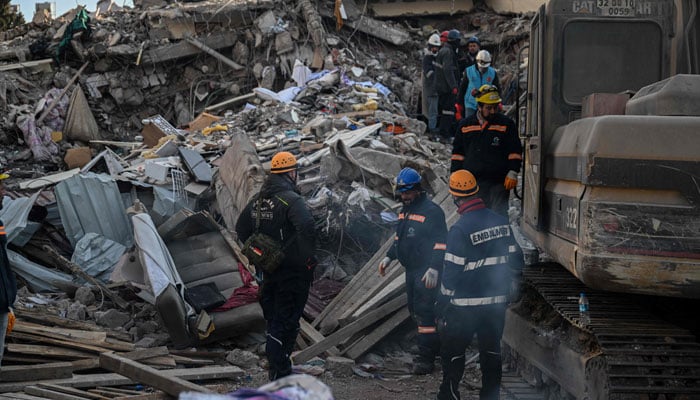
17, 321, 108, 341
113, 393, 167, 400
337, 267, 404, 325
98, 353, 212, 396
344, 306, 411, 359
8, 332, 118, 355
12, 309, 132, 342
25, 386, 87, 400
71, 359, 101, 371
140, 356, 177, 368
0, 58, 54, 72
11, 326, 133, 352
6, 343, 95, 360
120, 347, 169, 361
204, 92, 255, 112
0, 363, 73, 382
292, 293, 407, 364
350, 273, 406, 320
0, 393, 48, 400
0, 367, 242, 393
169, 355, 213, 366
298, 319, 339, 356
37, 384, 109, 400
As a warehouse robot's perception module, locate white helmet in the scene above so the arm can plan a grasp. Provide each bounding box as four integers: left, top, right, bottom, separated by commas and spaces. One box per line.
428, 34, 441, 47
476, 50, 492, 67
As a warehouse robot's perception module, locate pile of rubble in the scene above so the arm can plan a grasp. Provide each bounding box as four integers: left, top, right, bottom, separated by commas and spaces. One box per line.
0, 0, 534, 396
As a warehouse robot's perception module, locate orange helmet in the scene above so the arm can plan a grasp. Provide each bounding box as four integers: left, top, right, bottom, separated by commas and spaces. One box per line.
270, 151, 297, 174
449, 170, 479, 197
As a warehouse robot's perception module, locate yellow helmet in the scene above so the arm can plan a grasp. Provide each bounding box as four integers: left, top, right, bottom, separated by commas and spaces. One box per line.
449, 170, 479, 197
270, 151, 297, 174
475, 84, 501, 105
0, 172, 9, 181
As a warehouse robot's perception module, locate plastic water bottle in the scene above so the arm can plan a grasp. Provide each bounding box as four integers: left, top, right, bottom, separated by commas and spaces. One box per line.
578, 292, 590, 326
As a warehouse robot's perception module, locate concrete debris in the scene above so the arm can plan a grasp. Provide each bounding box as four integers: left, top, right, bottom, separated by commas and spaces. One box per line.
0, 0, 534, 395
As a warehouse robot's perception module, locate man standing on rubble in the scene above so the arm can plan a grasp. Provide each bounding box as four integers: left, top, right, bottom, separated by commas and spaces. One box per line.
423, 33, 442, 136
450, 85, 522, 217
236, 151, 317, 381
0, 171, 18, 368
378, 167, 447, 374
435, 29, 462, 142
437, 170, 523, 400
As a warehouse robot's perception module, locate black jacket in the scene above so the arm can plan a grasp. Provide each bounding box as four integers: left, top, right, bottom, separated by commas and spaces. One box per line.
1, 218, 18, 312
422, 52, 438, 97
386, 193, 447, 274
236, 174, 317, 278
450, 113, 523, 182
435, 42, 459, 95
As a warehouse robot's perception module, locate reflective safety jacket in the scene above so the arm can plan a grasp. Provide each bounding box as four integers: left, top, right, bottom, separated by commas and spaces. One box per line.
464, 65, 499, 111
386, 193, 447, 274
440, 198, 523, 307
450, 113, 523, 182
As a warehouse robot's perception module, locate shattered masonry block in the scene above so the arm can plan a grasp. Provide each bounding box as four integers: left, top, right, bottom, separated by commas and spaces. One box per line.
225, 348, 260, 369
96, 308, 131, 329
325, 356, 355, 377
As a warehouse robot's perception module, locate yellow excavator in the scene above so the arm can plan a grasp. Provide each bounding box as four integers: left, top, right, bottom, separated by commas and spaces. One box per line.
505, 0, 700, 398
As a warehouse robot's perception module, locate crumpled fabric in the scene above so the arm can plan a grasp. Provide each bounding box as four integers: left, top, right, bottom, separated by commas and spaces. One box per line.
212, 262, 259, 311
16, 87, 69, 161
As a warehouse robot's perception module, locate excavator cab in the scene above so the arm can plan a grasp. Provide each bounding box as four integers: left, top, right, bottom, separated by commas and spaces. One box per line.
520, 0, 700, 298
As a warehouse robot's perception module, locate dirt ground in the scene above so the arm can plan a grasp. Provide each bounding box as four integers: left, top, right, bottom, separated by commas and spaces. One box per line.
218, 356, 500, 400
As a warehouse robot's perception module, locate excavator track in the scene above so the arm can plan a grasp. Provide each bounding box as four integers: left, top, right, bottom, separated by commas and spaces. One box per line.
517, 263, 700, 399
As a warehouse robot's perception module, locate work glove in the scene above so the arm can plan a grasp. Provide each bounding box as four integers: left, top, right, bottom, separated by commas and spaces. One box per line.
421, 268, 439, 289
504, 170, 518, 190
451, 87, 458, 96
378, 256, 391, 276
6, 309, 15, 334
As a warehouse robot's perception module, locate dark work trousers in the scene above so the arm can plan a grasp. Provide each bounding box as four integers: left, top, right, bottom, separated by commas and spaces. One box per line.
478, 179, 510, 218
438, 92, 457, 140
259, 271, 312, 381
438, 303, 507, 400
406, 269, 439, 364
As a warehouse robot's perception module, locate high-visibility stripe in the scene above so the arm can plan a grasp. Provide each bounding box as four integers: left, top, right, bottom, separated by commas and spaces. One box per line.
418, 326, 437, 334
433, 243, 447, 250
451, 154, 465, 161
461, 126, 481, 133
508, 153, 522, 160
451, 295, 508, 306
464, 256, 509, 271
509, 245, 518, 253
440, 283, 454, 296
489, 125, 507, 132
398, 213, 405, 219
408, 214, 426, 223
442, 110, 455, 116
0, 225, 5, 235
445, 252, 465, 265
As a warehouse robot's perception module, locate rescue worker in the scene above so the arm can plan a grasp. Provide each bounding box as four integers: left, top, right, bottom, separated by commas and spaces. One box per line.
464, 50, 500, 118
0, 171, 18, 368
451, 85, 522, 217
435, 29, 461, 142
437, 170, 524, 400
235, 151, 317, 381
423, 33, 442, 135
457, 36, 481, 111
379, 167, 447, 374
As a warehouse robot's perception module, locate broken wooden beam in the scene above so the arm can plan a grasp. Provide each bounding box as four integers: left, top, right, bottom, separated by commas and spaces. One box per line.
184, 35, 244, 70
293, 293, 407, 364
0, 362, 73, 383
0, 366, 242, 393
37, 62, 89, 125
141, 33, 236, 65
204, 92, 255, 112
343, 306, 410, 359
98, 353, 212, 397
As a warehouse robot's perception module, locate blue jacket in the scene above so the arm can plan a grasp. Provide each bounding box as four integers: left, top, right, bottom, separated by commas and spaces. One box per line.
387, 193, 447, 274
464, 65, 499, 111
440, 198, 523, 307
1, 218, 18, 312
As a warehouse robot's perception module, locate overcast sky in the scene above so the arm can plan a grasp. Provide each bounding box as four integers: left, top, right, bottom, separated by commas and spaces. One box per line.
12, 0, 133, 18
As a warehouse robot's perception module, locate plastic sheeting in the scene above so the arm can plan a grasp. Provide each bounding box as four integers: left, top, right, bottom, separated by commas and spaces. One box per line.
55, 172, 133, 248
0, 192, 40, 243
71, 233, 127, 283
8, 250, 73, 292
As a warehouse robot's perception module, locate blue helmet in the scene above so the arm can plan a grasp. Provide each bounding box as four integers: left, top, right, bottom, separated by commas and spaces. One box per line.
395, 167, 421, 192
467, 36, 480, 45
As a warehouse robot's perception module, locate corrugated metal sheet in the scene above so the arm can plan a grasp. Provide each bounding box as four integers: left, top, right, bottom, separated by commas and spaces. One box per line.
55, 172, 133, 248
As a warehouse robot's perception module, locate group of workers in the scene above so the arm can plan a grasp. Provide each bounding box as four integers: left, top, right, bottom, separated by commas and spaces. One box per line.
423, 30, 501, 142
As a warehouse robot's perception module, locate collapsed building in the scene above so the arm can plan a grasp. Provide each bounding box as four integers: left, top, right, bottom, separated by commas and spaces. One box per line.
0, 0, 534, 396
